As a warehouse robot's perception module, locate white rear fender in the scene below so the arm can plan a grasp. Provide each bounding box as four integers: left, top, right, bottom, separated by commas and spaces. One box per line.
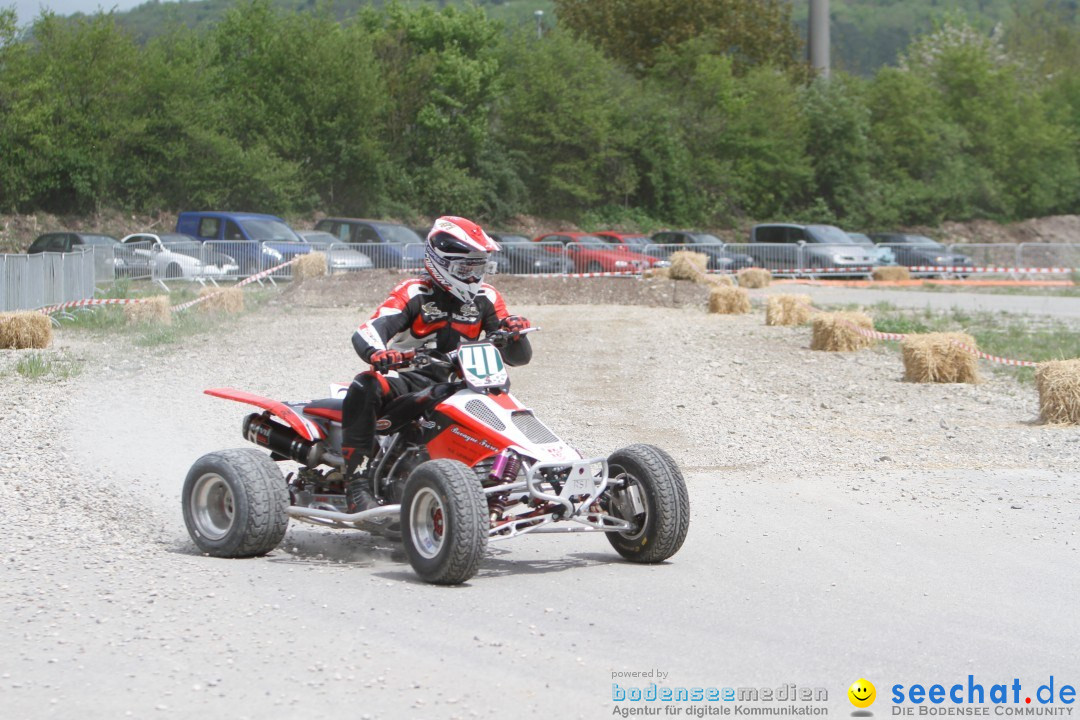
440, 390, 581, 464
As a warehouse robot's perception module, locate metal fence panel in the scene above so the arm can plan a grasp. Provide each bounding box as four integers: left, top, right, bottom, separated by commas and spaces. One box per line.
639, 242, 744, 273
2, 254, 27, 311
324, 243, 377, 274
113, 242, 153, 281
725, 243, 802, 273
0, 249, 96, 311
947, 243, 1020, 268
1018, 243, 1080, 269
90, 245, 118, 283
203, 240, 263, 278
400, 243, 426, 271
492, 241, 570, 275
873, 243, 960, 272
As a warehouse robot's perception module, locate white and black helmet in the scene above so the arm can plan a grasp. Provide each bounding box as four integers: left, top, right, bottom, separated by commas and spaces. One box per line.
424, 216, 500, 304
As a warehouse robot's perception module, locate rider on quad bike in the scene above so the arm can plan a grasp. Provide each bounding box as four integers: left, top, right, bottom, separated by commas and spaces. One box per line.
341, 216, 532, 512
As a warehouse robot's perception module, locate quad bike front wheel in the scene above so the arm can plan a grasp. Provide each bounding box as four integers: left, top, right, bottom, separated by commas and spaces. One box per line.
182, 449, 290, 558
605, 444, 690, 563
400, 460, 489, 585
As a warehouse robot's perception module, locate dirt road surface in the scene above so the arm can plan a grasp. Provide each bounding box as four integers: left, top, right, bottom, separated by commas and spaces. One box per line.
2, 280, 1078, 719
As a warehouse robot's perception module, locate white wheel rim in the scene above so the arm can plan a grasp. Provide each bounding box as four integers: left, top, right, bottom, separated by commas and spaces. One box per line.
410, 488, 446, 560
192, 473, 235, 540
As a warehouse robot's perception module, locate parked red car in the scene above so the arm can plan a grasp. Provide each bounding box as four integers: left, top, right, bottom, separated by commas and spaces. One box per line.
592, 231, 651, 251
532, 232, 664, 273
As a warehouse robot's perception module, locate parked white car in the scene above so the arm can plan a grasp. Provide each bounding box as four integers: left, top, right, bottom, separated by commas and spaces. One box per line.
296, 230, 375, 271
120, 233, 240, 280
848, 232, 896, 265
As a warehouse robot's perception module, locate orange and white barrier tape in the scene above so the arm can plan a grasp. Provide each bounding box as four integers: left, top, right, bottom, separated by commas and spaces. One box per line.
37, 297, 149, 315
505, 270, 644, 279
502, 265, 1075, 279
171, 257, 298, 312
38, 257, 299, 315
794, 299, 1040, 367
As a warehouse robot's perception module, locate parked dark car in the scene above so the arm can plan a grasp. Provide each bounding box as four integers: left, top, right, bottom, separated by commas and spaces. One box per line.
489, 233, 573, 275
869, 233, 975, 269
749, 223, 877, 272
27, 231, 148, 278
649, 231, 753, 271
314, 218, 425, 268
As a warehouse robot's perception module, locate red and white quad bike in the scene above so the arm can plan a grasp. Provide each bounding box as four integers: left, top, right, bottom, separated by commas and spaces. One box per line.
181, 329, 690, 584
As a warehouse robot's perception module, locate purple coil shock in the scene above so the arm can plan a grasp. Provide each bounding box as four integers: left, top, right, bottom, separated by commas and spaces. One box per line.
489, 450, 521, 484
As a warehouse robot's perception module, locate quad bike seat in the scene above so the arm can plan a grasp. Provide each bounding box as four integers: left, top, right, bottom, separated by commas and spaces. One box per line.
300, 382, 457, 433
302, 398, 343, 423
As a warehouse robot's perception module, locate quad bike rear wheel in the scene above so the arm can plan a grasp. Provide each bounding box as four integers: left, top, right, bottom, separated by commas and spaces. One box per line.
605, 444, 689, 563
400, 459, 488, 585
182, 449, 289, 558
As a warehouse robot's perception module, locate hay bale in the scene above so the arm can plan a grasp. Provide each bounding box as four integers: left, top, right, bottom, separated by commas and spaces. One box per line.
703, 273, 735, 287
643, 267, 670, 280
125, 296, 172, 325
668, 251, 708, 281
197, 286, 244, 315
901, 332, 980, 384
810, 311, 875, 351
765, 294, 813, 326
1035, 359, 1080, 425
0, 312, 53, 349
707, 286, 751, 315
292, 252, 327, 281
872, 266, 911, 282
737, 267, 772, 288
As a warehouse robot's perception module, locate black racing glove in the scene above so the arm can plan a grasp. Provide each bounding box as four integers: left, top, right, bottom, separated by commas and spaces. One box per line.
369, 349, 405, 373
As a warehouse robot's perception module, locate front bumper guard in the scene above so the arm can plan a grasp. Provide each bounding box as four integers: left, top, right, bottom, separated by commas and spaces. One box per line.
286, 457, 639, 539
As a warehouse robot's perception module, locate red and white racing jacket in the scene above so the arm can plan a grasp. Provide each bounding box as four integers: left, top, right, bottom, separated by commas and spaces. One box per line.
351, 276, 531, 370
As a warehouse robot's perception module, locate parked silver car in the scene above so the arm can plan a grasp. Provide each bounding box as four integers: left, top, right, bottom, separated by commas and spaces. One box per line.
296, 230, 374, 271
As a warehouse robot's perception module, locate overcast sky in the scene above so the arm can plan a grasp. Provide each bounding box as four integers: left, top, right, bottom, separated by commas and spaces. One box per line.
10, 0, 149, 25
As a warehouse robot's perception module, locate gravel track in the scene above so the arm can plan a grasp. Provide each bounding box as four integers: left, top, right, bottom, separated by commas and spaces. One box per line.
1, 277, 1078, 719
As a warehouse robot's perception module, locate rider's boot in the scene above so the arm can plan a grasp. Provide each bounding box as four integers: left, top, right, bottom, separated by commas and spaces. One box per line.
343, 450, 379, 514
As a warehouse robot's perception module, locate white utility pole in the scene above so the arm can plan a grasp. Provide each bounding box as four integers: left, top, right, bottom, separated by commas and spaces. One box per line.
808, 0, 830, 78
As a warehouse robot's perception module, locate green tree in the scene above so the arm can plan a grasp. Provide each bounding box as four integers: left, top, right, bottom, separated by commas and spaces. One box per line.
0, 12, 142, 212
800, 75, 873, 224
497, 29, 639, 217
644, 40, 811, 225
552, 0, 802, 74
864, 67, 981, 225
366, 3, 509, 217
901, 17, 1079, 218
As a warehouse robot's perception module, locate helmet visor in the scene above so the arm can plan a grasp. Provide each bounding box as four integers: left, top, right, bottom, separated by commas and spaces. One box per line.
447, 256, 490, 283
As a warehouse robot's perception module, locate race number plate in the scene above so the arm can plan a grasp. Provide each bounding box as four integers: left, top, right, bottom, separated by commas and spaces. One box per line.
458, 342, 510, 391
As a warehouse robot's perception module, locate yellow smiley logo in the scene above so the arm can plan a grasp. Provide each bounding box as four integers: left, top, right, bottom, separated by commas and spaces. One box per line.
848, 679, 876, 708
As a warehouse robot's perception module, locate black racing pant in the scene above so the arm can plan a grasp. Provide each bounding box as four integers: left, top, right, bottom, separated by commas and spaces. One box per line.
341, 369, 437, 463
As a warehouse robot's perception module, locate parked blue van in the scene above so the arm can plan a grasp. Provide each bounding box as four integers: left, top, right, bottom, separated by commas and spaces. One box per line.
176, 211, 310, 273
